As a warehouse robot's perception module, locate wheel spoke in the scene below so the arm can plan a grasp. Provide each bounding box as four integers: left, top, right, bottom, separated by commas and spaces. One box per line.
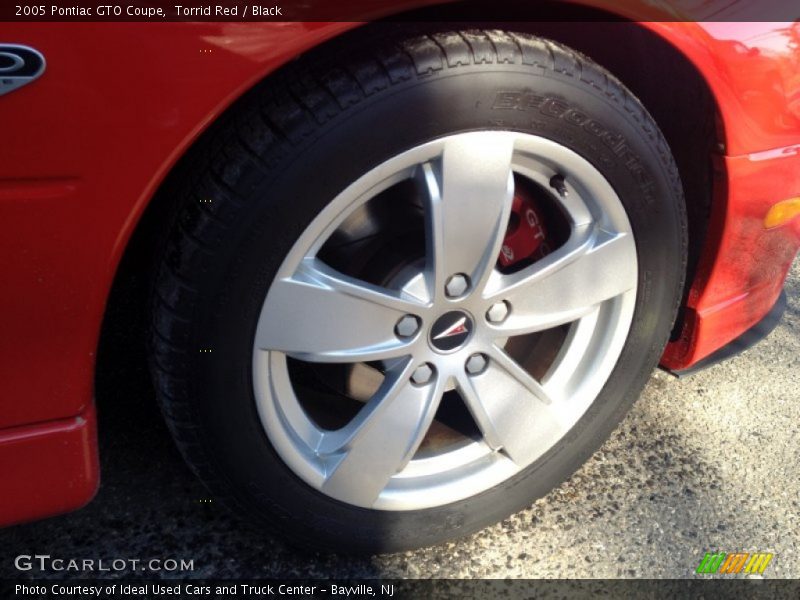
319, 359, 444, 506
456, 349, 564, 467
542, 306, 600, 394
485, 226, 636, 336
255, 258, 428, 362
419, 133, 515, 298
488, 346, 555, 405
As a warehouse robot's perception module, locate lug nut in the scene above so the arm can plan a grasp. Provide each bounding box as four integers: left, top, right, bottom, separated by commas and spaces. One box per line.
486, 300, 510, 323
445, 273, 470, 298
465, 353, 488, 375
395, 315, 420, 338
411, 363, 435, 385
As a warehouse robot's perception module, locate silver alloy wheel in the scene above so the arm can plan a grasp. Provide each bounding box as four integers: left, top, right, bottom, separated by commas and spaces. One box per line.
252, 132, 638, 511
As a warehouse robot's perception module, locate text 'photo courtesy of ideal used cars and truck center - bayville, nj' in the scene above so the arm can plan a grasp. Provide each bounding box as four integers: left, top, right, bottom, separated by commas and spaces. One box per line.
1, 0, 800, 597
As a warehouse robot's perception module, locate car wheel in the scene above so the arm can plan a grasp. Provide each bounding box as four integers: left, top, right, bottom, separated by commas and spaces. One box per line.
150, 29, 687, 553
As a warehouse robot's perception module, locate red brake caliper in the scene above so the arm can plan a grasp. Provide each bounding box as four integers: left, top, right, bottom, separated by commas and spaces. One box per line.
498, 187, 550, 268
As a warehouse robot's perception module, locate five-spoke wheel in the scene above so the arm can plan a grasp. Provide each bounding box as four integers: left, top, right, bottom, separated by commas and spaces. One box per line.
253, 132, 638, 510
151, 29, 685, 552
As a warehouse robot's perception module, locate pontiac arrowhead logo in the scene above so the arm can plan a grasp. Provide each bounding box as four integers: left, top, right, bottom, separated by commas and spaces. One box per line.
429, 311, 473, 352
433, 316, 468, 340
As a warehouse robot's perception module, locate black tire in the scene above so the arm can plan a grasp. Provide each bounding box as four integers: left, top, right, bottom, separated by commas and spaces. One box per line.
149, 29, 687, 553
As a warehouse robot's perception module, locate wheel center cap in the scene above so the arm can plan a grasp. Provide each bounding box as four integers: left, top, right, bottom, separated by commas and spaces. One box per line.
429, 311, 473, 353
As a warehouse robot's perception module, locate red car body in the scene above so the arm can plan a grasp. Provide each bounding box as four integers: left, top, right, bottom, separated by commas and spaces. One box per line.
1, 6, 799, 526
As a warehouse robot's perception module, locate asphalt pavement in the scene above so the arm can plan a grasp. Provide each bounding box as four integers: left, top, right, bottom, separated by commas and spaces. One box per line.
2, 259, 798, 580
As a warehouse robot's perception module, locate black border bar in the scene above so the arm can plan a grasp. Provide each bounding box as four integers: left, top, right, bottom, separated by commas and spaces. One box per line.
5, 579, 800, 599
3, 0, 800, 22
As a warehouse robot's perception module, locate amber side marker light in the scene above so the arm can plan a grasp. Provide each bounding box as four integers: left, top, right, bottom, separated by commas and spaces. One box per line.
764, 197, 800, 229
